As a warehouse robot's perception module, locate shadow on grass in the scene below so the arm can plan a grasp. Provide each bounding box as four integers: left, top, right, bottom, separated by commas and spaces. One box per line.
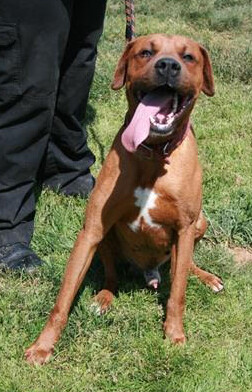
71, 253, 172, 322
69, 240, 231, 325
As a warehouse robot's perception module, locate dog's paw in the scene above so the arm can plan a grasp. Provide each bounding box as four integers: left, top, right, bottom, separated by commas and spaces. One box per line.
163, 321, 186, 345
90, 289, 114, 316
204, 274, 224, 293
25, 342, 54, 365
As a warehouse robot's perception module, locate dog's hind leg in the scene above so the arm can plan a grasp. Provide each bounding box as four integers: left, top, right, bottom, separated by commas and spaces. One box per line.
190, 211, 224, 292
190, 263, 223, 292
92, 232, 118, 315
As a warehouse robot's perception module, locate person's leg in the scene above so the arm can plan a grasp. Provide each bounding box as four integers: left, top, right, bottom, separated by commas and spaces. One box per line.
0, 0, 72, 270
42, 0, 107, 196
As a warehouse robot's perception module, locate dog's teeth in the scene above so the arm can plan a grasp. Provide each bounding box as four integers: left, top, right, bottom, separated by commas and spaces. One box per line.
165, 115, 174, 125
150, 116, 159, 125
150, 111, 177, 131
150, 115, 157, 126
166, 113, 174, 123
172, 93, 178, 113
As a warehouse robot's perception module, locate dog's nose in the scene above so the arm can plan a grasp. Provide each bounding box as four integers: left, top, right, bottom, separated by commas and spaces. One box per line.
155, 57, 181, 78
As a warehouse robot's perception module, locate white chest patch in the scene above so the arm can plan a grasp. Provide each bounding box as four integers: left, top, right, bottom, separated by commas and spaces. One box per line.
128, 187, 161, 232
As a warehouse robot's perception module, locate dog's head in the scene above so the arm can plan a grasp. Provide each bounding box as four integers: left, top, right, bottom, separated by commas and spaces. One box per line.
111, 34, 214, 150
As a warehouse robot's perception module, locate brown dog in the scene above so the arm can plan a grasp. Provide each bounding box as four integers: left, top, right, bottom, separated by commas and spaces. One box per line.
25, 34, 223, 365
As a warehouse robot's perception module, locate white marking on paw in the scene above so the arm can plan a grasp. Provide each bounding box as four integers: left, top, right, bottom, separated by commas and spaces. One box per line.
128, 187, 161, 232
212, 283, 224, 293
90, 303, 102, 316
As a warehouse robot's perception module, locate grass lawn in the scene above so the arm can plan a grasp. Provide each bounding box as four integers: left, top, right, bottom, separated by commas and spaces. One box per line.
0, 1, 252, 391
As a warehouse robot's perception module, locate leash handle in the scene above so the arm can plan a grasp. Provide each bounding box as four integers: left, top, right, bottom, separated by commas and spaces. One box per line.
125, 0, 135, 42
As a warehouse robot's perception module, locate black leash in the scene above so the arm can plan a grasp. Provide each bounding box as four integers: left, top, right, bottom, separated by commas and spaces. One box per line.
125, 0, 135, 42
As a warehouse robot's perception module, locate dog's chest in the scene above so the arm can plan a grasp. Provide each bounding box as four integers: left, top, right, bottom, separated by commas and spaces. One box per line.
115, 185, 177, 268
126, 185, 179, 230
127, 187, 162, 232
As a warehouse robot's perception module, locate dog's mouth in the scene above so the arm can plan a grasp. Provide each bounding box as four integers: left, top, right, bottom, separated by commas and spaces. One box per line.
122, 86, 194, 152
143, 87, 193, 135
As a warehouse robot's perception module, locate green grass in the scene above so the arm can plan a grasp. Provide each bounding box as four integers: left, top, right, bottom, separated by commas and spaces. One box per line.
1, 1, 252, 391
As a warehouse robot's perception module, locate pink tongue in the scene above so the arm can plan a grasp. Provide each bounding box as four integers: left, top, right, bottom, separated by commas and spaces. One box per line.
122, 91, 172, 152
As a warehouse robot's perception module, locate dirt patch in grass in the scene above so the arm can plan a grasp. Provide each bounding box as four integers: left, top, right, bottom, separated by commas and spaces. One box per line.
229, 246, 252, 266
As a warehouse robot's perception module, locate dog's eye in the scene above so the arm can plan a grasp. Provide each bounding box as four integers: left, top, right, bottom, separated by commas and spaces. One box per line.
140, 50, 153, 58
183, 53, 195, 62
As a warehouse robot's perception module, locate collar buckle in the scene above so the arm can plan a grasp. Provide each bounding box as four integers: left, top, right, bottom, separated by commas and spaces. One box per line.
162, 141, 170, 155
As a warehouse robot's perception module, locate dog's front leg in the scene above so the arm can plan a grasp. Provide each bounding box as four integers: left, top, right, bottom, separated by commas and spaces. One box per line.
25, 228, 100, 365
164, 222, 196, 344
24, 148, 129, 365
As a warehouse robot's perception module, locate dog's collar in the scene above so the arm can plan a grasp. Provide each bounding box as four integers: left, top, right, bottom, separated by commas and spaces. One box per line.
136, 120, 191, 164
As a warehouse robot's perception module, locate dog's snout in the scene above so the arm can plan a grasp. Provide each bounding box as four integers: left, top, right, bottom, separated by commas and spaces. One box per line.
155, 57, 181, 78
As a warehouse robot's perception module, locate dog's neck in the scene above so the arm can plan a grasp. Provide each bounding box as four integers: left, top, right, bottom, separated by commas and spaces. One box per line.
123, 114, 191, 164
140, 119, 191, 164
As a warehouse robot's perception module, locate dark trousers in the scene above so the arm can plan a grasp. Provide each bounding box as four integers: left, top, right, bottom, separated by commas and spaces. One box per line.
0, 0, 107, 246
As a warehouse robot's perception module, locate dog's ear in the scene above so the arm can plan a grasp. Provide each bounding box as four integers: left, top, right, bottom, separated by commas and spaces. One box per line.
199, 45, 215, 97
111, 42, 134, 90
